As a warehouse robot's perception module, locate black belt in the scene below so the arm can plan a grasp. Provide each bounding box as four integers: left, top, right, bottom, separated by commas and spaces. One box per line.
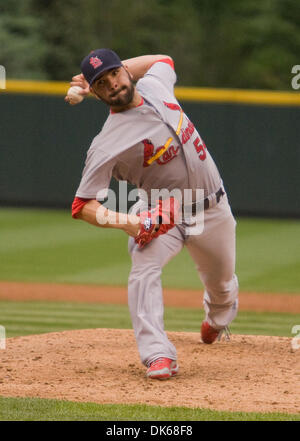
191, 187, 225, 215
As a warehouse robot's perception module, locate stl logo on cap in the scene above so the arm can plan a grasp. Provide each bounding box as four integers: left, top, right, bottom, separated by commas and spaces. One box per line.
89, 56, 103, 69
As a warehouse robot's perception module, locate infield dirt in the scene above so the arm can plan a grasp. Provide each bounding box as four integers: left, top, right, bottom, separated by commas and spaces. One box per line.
0, 281, 299, 414
0, 281, 300, 313
0, 329, 299, 414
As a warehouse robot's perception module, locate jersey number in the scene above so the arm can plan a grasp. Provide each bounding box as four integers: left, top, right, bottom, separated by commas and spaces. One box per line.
193, 137, 207, 161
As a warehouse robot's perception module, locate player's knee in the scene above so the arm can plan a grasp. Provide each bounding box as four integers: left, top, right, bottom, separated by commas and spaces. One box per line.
204, 275, 238, 303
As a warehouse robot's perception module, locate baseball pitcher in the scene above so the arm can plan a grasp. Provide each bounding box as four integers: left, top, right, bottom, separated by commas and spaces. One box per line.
66, 49, 238, 380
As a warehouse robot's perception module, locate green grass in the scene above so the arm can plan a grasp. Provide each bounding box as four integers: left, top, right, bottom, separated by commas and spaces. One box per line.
235, 218, 300, 293
1, 208, 300, 293
0, 300, 297, 338
0, 208, 131, 286
0, 397, 298, 421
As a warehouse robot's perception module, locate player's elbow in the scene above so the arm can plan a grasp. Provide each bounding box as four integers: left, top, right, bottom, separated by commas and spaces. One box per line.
157, 55, 173, 63
74, 210, 83, 220
157, 54, 172, 60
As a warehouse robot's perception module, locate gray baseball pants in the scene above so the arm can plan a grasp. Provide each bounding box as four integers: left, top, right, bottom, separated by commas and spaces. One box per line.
128, 193, 238, 366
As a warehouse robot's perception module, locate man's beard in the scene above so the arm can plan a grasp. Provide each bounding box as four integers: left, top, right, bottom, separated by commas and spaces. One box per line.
101, 75, 135, 107
108, 83, 135, 106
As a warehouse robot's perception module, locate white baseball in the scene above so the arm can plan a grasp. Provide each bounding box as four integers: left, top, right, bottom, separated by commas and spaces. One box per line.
67, 86, 84, 105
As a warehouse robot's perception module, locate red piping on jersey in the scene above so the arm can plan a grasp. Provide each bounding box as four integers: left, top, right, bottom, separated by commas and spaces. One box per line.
136, 97, 144, 107
72, 196, 91, 218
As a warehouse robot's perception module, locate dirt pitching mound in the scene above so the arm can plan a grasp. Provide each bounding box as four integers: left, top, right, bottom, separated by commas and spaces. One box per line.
0, 329, 299, 415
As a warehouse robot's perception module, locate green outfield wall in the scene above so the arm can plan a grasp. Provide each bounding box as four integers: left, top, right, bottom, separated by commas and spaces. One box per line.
1, 82, 299, 217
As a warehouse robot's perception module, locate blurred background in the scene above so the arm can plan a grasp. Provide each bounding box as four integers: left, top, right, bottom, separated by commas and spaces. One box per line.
1, 0, 300, 215
0, 0, 299, 340
1, 0, 300, 89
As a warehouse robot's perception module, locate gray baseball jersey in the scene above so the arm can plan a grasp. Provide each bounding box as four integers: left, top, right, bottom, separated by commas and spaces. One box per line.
75, 62, 222, 203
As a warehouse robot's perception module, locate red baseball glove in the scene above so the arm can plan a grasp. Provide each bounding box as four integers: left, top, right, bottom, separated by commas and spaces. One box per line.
135, 197, 180, 249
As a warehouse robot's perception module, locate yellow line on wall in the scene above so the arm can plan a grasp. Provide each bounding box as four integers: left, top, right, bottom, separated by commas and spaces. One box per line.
2, 79, 300, 106
4, 80, 69, 95
175, 87, 300, 106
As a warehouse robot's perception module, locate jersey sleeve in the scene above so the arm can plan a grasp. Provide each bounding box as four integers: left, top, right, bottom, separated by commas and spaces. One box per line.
75, 153, 115, 201
143, 58, 177, 93
71, 196, 91, 219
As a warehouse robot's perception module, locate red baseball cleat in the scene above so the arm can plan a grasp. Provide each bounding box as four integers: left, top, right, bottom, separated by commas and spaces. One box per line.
201, 321, 231, 344
146, 357, 179, 380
